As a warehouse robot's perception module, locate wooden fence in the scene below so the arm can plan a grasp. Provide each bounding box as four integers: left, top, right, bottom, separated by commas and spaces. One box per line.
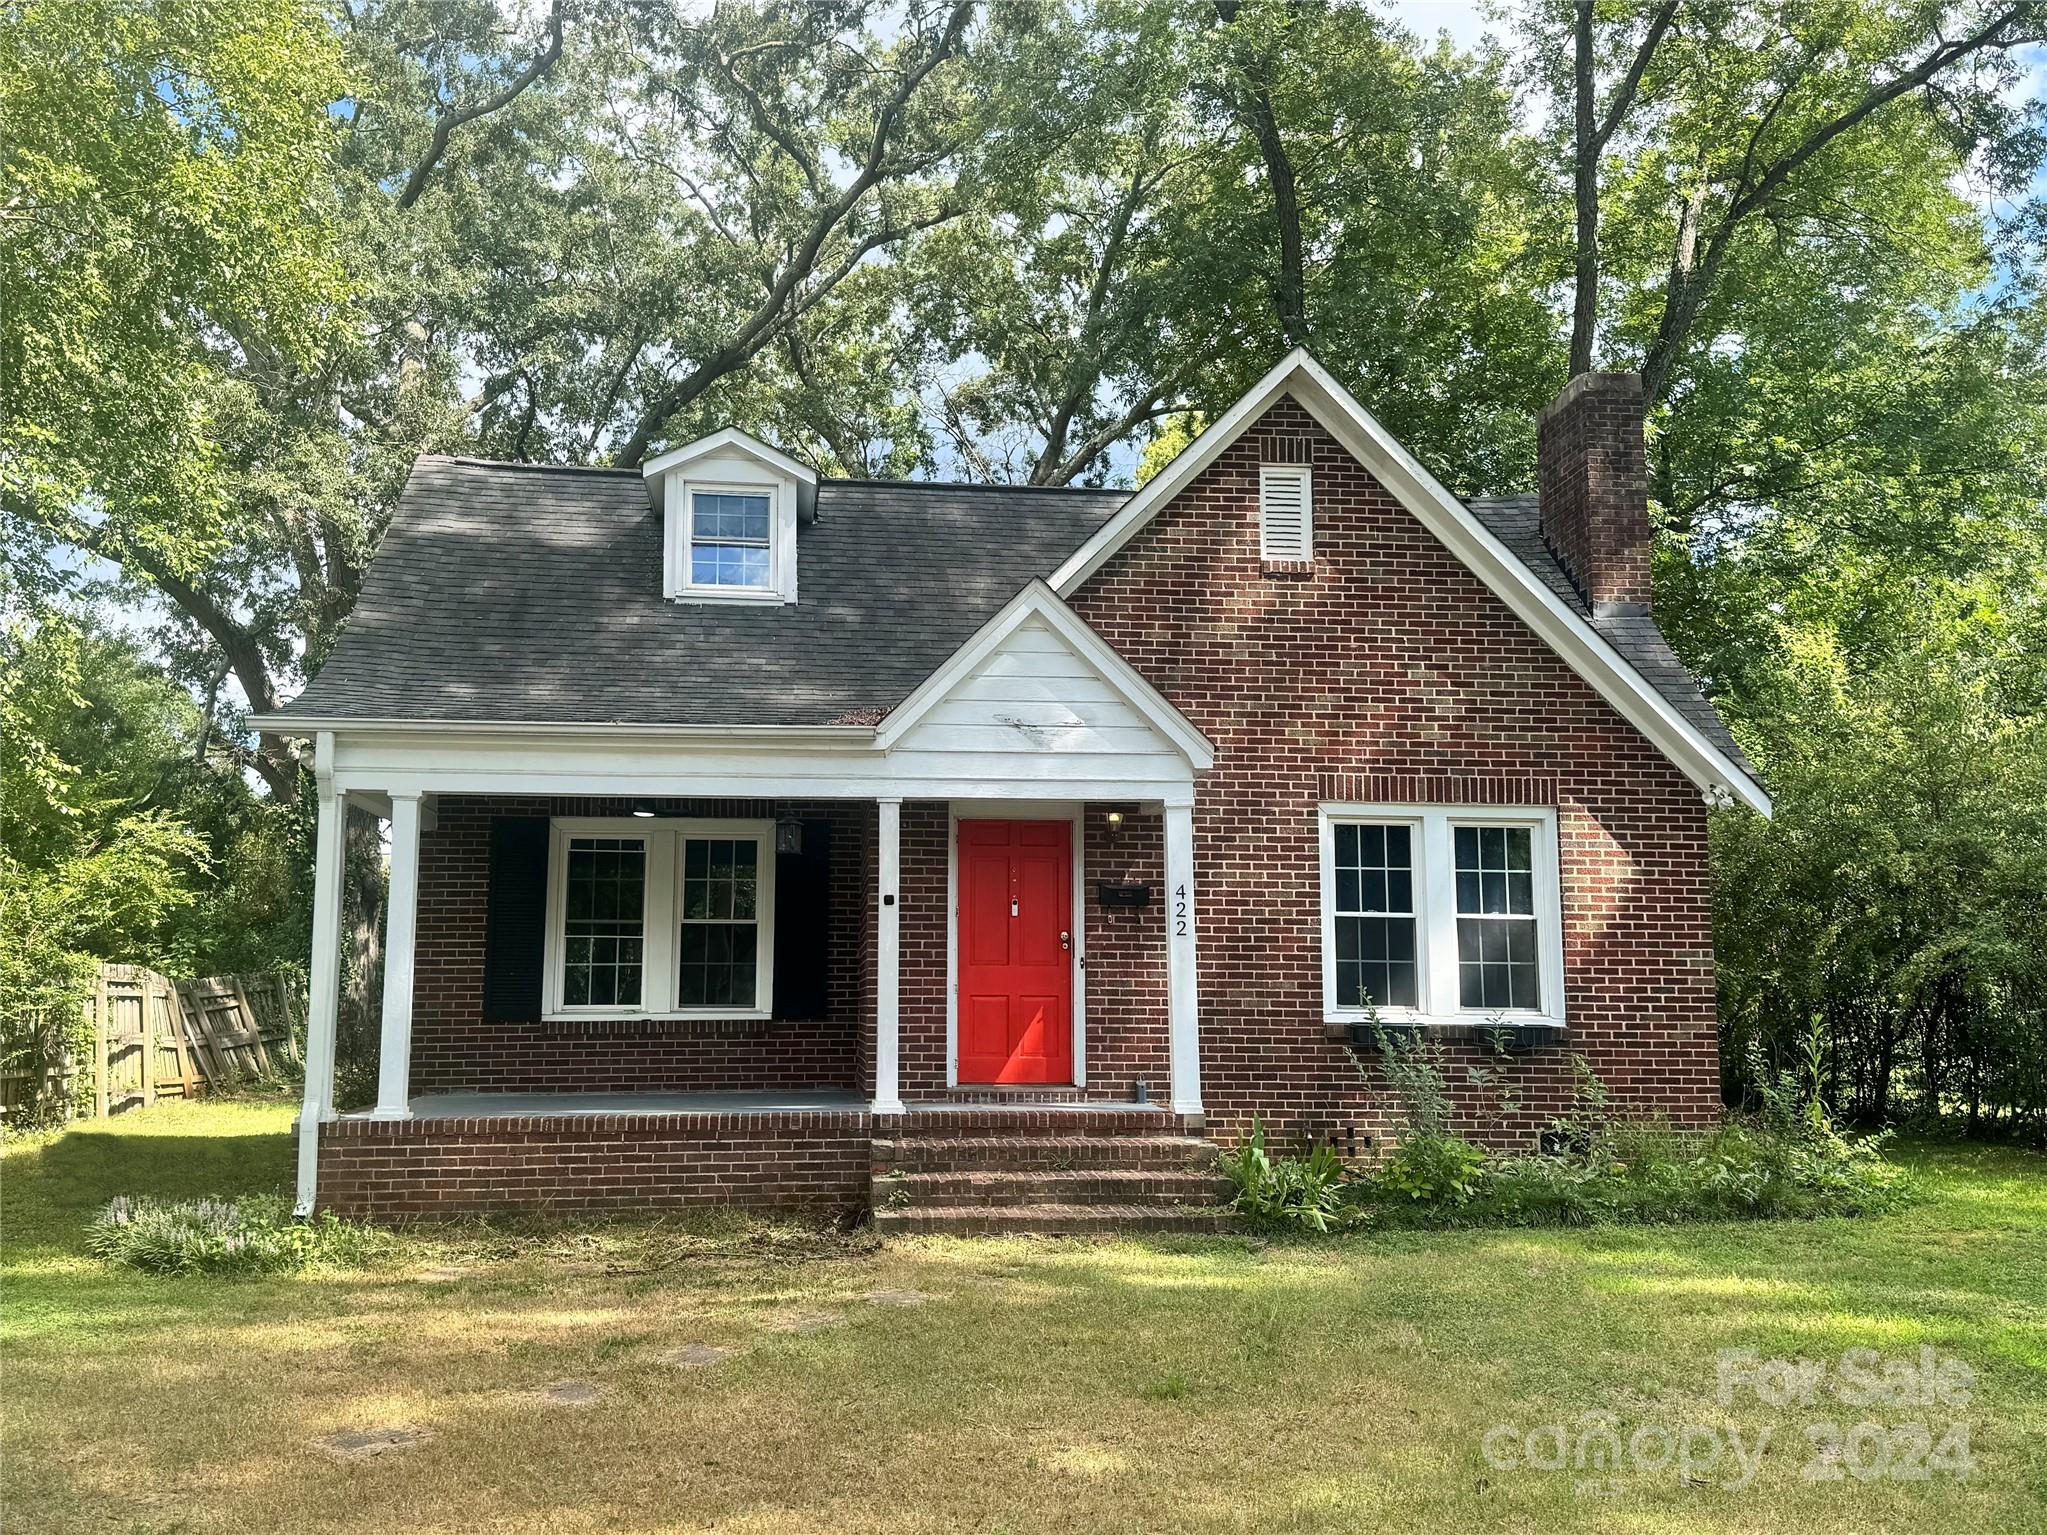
1, 964, 303, 1122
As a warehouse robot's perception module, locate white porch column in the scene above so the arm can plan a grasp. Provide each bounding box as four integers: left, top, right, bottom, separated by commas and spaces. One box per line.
295, 736, 348, 1214
873, 797, 905, 1115
1163, 797, 1204, 1117
369, 790, 423, 1120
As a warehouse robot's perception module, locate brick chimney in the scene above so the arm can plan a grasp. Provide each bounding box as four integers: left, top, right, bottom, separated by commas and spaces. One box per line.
1537, 372, 1651, 615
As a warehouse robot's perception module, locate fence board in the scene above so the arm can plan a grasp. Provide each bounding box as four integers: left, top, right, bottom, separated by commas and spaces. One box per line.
3, 963, 302, 1122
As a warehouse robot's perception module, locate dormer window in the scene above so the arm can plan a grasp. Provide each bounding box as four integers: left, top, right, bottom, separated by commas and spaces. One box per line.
691, 490, 773, 589
643, 426, 816, 605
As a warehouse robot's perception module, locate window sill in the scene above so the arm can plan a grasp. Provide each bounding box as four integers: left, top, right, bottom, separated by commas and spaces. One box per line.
1261, 559, 1316, 580
667, 587, 790, 606
541, 1011, 776, 1038
1322, 1015, 1567, 1045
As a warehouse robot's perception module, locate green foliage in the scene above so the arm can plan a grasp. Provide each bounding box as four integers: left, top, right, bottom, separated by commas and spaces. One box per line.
1217, 1118, 1357, 1232
1361, 1058, 1906, 1229
86, 1193, 383, 1277
0, 0, 351, 584
1710, 599, 2047, 1139
0, 613, 306, 1121
1371, 1134, 1487, 1205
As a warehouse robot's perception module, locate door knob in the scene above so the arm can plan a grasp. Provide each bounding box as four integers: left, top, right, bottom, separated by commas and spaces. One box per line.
1061, 930, 1071, 950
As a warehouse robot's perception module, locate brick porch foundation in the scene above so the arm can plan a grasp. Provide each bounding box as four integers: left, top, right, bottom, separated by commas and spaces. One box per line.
318, 1111, 874, 1219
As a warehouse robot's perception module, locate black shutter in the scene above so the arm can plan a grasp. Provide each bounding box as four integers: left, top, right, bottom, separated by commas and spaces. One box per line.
482, 816, 550, 1023
772, 820, 832, 1020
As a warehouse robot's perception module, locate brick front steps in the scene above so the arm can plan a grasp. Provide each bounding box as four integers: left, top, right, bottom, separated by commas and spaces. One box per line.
871, 1106, 1238, 1235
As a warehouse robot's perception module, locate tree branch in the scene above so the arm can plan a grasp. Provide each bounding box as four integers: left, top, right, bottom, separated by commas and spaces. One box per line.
1641, 3, 2043, 404
611, 0, 974, 466
393, 0, 567, 212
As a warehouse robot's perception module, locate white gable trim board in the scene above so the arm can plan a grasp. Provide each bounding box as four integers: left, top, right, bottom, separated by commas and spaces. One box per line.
1048, 348, 1771, 816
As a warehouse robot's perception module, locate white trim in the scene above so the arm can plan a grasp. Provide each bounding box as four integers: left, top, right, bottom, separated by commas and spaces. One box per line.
1163, 800, 1203, 1115
641, 425, 818, 485
1258, 463, 1313, 560
542, 815, 776, 1021
259, 718, 875, 740
1049, 349, 1769, 815
643, 428, 811, 606
944, 802, 1087, 1090
1317, 802, 1566, 1029
874, 798, 904, 1115
664, 474, 799, 605
295, 741, 346, 1215
368, 790, 423, 1120
875, 580, 1216, 772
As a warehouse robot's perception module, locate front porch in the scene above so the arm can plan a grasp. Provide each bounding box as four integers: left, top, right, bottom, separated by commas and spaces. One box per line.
291, 582, 1219, 1221
318, 1089, 1218, 1224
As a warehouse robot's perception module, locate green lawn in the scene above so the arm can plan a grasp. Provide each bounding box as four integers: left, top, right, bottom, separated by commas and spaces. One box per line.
4, 1096, 2043, 1534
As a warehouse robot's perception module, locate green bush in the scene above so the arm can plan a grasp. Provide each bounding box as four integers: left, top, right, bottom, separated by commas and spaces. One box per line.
1364, 1119, 1906, 1229
1370, 1133, 1487, 1204
1218, 1118, 1357, 1232
87, 1194, 384, 1276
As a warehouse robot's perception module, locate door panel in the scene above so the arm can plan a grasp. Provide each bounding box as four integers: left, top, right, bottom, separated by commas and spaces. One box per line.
957, 819, 1073, 1084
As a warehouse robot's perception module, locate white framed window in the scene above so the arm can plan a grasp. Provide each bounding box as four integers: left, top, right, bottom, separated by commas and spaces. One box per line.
1318, 803, 1564, 1027
688, 488, 773, 590
1259, 463, 1313, 560
543, 817, 775, 1020
660, 472, 798, 604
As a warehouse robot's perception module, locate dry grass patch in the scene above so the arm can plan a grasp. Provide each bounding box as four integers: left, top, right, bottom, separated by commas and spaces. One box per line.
3, 1098, 2043, 1534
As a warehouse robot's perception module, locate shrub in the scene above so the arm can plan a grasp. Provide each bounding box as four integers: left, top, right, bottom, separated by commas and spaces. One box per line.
1371, 1133, 1487, 1205
87, 1194, 384, 1276
1218, 1119, 1357, 1232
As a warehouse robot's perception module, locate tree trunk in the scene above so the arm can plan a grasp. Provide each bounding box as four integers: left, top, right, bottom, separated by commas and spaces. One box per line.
1215, 0, 1307, 349
1569, 0, 1599, 376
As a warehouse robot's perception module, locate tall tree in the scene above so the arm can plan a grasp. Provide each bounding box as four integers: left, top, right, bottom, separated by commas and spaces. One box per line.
1539, 0, 2045, 400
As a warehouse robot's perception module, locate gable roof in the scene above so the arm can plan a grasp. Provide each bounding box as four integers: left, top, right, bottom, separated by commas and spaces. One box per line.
1467, 493, 1755, 779
270, 371, 1764, 817
272, 457, 1123, 729
1049, 349, 1769, 815
874, 580, 1215, 769
641, 424, 817, 484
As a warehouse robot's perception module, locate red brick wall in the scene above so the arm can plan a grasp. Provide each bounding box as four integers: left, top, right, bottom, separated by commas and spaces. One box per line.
1065, 398, 1721, 1149
408, 797, 873, 1096
319, 1112, 870, 1218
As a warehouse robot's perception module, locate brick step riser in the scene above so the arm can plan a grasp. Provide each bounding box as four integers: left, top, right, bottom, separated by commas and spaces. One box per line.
877, 1112, 1196, 1139
874, 1174, 1234, 1209
874, 1207, 1240, 1236
872, 1138, 1221, 1174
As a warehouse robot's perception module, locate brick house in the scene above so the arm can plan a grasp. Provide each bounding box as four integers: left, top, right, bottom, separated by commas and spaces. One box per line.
265, 352, 1767, 1230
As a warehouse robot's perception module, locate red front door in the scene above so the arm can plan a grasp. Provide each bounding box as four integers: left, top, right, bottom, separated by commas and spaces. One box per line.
957, 819, 1073, 1084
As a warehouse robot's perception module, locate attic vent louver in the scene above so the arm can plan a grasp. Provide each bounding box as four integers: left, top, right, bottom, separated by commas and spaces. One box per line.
1259, 463, 1313, 561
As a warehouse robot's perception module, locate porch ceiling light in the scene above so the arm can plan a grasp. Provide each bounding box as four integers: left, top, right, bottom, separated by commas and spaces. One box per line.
631, 800, 657, 818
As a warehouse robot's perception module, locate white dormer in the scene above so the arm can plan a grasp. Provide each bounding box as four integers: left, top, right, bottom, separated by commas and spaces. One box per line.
642, 427, 816, 604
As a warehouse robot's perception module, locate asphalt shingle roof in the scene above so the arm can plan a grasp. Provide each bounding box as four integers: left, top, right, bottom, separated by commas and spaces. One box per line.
1467, 493, 1755, 776
284, 457, 1125, 726
284, 457, 1751, 783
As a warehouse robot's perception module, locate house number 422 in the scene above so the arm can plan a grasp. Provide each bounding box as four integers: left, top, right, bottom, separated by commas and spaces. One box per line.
1173, 884, 1190, 937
